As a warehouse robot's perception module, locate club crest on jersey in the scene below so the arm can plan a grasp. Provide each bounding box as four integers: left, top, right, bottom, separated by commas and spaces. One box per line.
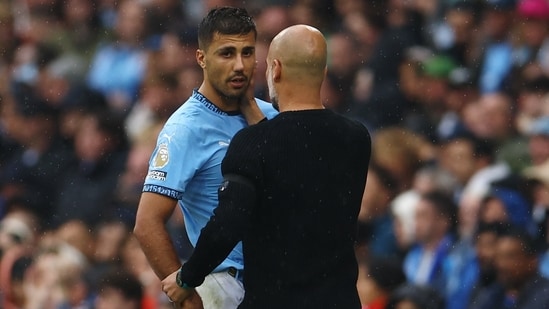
153, 143, 169, 168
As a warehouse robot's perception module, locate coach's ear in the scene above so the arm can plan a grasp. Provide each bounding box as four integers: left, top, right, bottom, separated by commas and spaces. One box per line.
272, 59, 281, 81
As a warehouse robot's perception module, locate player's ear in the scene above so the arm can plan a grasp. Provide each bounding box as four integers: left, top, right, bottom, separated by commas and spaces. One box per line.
196, 49, 206, 69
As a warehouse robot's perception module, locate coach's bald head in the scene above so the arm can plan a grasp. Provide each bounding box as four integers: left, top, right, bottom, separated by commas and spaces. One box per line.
266, 24, 327, 111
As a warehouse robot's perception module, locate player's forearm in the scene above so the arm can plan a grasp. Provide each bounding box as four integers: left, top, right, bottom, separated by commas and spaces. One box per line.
134, 224, 182, 279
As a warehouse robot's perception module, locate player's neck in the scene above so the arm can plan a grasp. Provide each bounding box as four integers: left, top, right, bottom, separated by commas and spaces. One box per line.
198, 83, 239, 112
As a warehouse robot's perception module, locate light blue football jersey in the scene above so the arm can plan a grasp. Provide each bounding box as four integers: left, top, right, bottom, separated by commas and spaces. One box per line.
143, 90, 277, 272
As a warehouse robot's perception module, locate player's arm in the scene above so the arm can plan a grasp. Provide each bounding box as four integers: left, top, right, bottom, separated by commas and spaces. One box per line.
133, 192, 182, 279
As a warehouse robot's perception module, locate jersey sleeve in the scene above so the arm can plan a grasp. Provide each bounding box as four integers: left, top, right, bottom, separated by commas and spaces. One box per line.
256, 98, 279, 120
142, 122, 202, 199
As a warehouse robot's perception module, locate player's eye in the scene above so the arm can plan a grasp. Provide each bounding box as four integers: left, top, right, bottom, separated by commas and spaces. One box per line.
242, 48, 254, 57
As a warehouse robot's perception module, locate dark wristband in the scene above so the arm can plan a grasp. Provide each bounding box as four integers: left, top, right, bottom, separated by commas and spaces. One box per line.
176, 268, 193, 289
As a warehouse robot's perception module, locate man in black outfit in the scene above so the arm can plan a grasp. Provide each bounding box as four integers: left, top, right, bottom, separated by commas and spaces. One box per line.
162, 24, 372, 309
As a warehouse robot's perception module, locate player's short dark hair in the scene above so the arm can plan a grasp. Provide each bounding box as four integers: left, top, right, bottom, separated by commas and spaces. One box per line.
198, 6, 256, 50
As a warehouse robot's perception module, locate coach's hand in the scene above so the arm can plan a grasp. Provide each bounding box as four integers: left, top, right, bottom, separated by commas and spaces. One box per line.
240, 67, 265, 125
162, 270, 201, 308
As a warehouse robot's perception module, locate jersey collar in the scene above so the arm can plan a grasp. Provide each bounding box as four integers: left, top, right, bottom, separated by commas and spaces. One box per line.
192, 89, 241, 116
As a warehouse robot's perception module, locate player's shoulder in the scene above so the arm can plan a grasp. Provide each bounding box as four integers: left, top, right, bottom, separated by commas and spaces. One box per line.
255, 98, 278, 118
255, 97, 271, 107
164, 99, 206, 126
157, 112, 201, 146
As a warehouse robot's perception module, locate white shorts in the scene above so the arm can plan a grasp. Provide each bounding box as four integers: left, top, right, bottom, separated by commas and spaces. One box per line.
195, 270, 245, 309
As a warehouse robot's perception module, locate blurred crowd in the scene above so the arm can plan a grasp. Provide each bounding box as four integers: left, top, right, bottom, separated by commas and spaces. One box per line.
1, 0, 549, 309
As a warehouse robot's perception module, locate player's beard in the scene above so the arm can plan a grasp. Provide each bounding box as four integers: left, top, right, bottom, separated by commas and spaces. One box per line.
216, 78, 247, 101
267, 69, 279, 111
